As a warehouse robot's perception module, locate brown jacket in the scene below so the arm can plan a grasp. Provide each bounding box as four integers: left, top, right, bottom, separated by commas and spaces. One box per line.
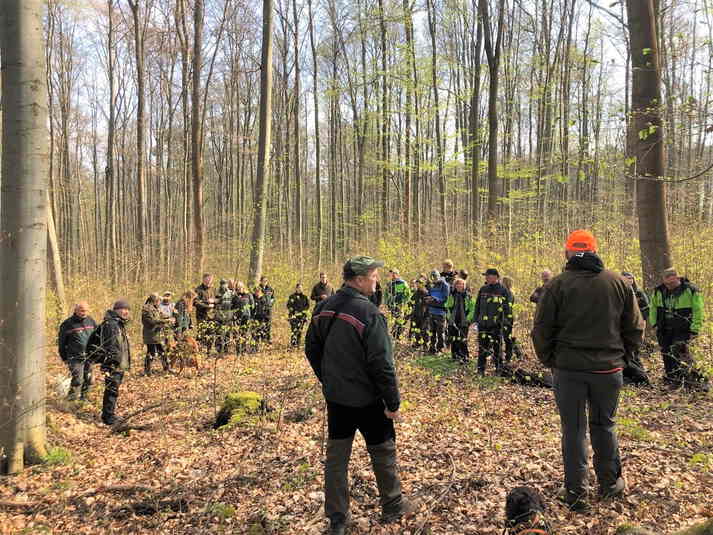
531, 253, 644, 372
142, 303, 171, 345
194, 283, 215, 322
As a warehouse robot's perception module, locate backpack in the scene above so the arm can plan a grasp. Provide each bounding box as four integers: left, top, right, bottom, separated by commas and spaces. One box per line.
86, 323, 107, 364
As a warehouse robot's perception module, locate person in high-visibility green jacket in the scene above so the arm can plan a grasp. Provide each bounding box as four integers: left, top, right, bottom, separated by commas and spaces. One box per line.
649, 268, 705, 385
386, 269, 412, 340
445, 278, 475, 363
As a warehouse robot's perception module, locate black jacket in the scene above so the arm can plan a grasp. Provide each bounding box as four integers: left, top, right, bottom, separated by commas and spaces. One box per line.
287, 292, 310, 319
58, 315, 97, 361
305, 286, 400, 411
100, 310, 131, 371
474, 282, 514, 330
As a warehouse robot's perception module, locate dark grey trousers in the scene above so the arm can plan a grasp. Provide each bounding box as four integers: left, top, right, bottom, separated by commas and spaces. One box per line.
553, 368, 623, 495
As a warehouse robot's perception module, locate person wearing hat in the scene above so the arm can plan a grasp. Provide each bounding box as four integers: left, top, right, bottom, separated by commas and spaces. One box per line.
385, 268, 412, 340
649, 267, 706, 387
158, 291, 176, 319
305, 256, 414, 534
531, 229, 644, 511
425, 269, 450, 354
99, 299, 133, 425
473, 268, 513, 375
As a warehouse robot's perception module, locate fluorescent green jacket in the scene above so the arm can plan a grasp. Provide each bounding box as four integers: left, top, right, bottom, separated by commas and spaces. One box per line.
445, 291, 475, 326
649, 278, 705, 334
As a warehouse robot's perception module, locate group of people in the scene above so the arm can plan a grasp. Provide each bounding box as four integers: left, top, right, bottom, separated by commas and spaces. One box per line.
303, 231, 709, 534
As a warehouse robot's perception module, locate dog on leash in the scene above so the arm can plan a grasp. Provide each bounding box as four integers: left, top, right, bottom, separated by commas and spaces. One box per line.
505, 487, 549, 535
166, 334, 203, 374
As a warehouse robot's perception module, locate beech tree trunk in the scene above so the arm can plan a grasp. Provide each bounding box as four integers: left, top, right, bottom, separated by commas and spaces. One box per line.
0, 0, 50, 474
248, 0, 274, 286
191, 0, 205, 275
626, 0, 673, 289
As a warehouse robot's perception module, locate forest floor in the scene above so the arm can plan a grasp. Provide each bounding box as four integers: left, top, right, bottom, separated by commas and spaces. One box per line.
2, 324, 713, 535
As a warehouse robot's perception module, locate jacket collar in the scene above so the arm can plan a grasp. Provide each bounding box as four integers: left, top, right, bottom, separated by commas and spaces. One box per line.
338, 285, 370, 300
565, 252, 604, 273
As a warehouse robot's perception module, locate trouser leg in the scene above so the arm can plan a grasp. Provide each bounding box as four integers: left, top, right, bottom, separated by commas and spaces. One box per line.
67, 358, 85, 400
81, 360, 93, 398
101, 369, 124, 425
554, 369, 589, 496
586, 371, 623, 491
478, 330, 496, 374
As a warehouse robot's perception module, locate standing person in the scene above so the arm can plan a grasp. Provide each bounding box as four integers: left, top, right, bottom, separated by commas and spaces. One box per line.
142, 293, 175, 375
215, 279, 236, 354
386, 269, 411, 340
458, 269, 469, 284
305, 256, 414, 534
501, 276, 521, 363
58, 302, 98, 401
194, 273, 216, 349
532, 230, 644, 512
251, 286, 271, 347
174, 290, 196, 335
259, 276, 276, 344
445, 279, 474, 363
158, 292, 176, 319
649, 268, 706, 387
232, 282, 254, 354
100, 300, 132, 426
529, 269, 553, 304
311, 272, 335, 306
474, 268, 513, 375
425, 269, 450, 354
408, 278, 430, 348
287, 283, 310, 347
441, 259, 458, 285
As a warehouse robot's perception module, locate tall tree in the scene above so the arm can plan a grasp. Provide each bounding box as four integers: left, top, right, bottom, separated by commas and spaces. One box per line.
480, 0, 506, 220
127, 0, 148, 276
626, 0, 672, 288
249, 0, 275, 285
192, 0, 206, 275
307, 0, 322, 268
0, 0, 50, 474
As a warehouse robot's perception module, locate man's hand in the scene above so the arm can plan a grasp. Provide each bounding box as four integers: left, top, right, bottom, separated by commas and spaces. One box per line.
384, 409, 402, 422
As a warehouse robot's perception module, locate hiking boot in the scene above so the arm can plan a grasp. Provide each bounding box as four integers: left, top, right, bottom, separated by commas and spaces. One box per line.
101, 415, 115, 426
381, 496, 417, 523
557, 487, 590, 513
600, 477, 625, 500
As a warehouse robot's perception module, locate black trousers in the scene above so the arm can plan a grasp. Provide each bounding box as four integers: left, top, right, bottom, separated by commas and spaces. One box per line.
448, 324, 469, 362
390, 307, 406, 340
478, 328, 502, 373
101, 368, 125, 424
554, 369, 623, 495
428, 314, 447, 353
327, 401, 396, 445
67, 357, 93, 398
289, 317, 307, 346
410, 317, 428, 347
657, 329, 692, 381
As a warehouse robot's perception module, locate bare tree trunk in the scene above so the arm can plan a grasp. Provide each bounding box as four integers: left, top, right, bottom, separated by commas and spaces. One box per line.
626, 0, 672, 289
127, 0, 148, 278
308, 0, 322, 269
47, 192, 67, 314
248, 0, 274, 286
292, 0, 304, 269
192, 0, 205, 275
0, 0, 50, 474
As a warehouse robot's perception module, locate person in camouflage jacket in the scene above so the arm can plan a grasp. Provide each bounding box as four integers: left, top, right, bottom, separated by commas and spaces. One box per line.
287, 283, 310, 347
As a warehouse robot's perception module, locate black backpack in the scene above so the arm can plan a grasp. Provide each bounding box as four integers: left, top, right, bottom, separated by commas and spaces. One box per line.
86, 323, 107, 364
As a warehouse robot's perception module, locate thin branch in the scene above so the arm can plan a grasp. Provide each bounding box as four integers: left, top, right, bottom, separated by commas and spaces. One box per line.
583, 0, 627, 28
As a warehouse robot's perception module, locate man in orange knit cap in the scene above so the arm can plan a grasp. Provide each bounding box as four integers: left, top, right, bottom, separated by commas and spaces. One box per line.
531, 230, 644, 512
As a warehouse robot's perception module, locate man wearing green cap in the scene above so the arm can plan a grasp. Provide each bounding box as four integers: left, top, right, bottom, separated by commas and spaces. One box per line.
305, 256, 415, 534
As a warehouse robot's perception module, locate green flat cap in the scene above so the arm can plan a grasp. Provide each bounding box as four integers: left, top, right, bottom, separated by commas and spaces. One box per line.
343, 255, 385, 278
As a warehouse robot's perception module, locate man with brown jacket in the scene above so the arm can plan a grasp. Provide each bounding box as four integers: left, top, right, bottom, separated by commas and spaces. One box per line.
532, 230, 644, 512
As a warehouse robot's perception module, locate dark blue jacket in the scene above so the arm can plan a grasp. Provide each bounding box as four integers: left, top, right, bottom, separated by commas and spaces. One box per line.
427, 278, 450, 317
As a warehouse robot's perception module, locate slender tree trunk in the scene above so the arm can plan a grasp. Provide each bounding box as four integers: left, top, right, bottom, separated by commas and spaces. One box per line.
292, 0, 303, 268
192, 0, 205, 275
128, 0, 147, 277
308, 0, 322, 269
248, 0, 274, 285
626, 0, 672, 289
47, 192, 67, 314
0, 0, 50, 474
